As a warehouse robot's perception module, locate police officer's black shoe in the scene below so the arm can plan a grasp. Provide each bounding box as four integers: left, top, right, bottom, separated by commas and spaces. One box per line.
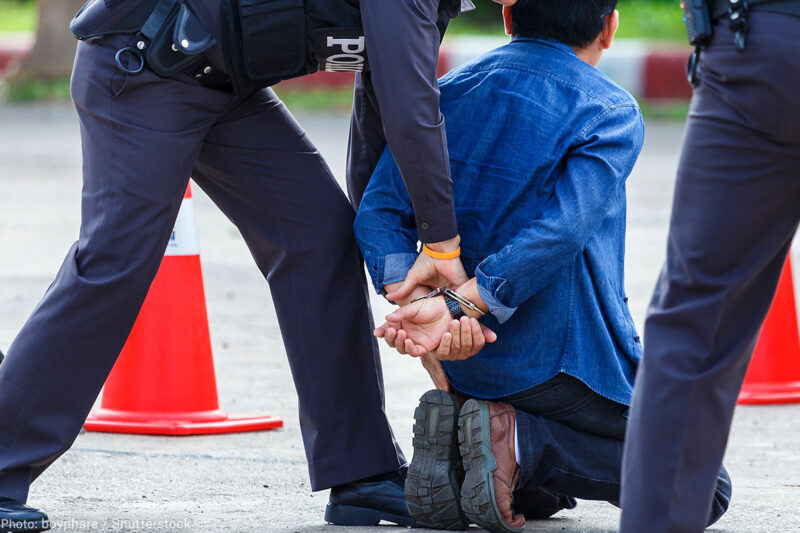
325, 467, 416, 527
0, 498, 50, 533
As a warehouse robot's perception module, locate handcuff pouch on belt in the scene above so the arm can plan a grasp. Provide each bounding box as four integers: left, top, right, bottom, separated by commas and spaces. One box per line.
71, 0, 218, 81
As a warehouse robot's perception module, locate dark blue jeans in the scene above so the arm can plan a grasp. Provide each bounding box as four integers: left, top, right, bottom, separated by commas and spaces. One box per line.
461, 373, 731, 522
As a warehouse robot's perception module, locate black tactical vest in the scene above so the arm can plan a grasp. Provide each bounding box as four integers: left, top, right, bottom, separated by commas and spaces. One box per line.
224, 0, 462, 89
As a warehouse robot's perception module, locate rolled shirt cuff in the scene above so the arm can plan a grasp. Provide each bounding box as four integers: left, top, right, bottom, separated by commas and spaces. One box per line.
476, 268, 518, 324
378, 252, 418, 295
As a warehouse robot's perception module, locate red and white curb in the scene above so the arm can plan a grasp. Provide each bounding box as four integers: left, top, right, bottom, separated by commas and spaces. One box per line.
438, 36, 693, 101
0, 33, 32, 76
277, 36, 694, 102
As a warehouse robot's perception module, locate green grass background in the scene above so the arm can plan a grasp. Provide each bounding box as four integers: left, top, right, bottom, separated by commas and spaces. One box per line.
0, 0, 36, 33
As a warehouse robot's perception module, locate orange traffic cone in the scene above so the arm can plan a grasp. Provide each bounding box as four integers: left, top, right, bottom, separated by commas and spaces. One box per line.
738, 257, 800, 404
84, 184, 283, 435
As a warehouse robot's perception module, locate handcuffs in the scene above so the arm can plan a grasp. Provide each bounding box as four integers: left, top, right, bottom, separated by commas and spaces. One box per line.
410, 288, 486, 321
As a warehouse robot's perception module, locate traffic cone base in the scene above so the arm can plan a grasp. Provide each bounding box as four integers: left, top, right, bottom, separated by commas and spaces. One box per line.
738, 383, 800, 405
85, 409, 283, 436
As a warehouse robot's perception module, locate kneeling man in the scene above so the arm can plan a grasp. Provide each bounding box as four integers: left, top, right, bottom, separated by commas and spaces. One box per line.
355, 1, 732, 532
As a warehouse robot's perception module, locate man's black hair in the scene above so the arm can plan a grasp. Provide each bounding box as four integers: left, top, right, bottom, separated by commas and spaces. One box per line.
510, 0, 618, 49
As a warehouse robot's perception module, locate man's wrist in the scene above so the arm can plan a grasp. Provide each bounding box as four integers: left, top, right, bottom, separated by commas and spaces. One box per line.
411, 286, 487, 320
459, 303, 484, 320
455, 278, 489, 319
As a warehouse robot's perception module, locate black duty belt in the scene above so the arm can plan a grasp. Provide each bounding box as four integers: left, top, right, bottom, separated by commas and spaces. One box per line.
72, 0, 230, 90
686, 0, 800, 85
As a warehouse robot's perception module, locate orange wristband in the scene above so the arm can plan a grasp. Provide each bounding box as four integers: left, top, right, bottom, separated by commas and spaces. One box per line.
422, 245, 461, 260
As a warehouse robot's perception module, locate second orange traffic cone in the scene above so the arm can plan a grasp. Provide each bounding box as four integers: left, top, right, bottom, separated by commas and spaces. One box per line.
738, 257, 800, 405
84, 184, 283, 435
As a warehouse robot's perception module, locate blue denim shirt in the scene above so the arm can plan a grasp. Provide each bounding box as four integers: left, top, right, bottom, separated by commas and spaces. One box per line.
354, 38, 645, 404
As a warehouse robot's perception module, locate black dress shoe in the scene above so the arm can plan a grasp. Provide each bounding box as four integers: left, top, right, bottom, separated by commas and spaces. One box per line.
0, 498, 50, 533
325, 467, 416, 527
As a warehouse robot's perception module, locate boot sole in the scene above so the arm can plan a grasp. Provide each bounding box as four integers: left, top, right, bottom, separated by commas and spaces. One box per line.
459, 399, 523, 533
405, 389, 469, 530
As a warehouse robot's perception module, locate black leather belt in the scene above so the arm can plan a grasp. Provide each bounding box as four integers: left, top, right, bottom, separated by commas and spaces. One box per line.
72, 0, 230, 90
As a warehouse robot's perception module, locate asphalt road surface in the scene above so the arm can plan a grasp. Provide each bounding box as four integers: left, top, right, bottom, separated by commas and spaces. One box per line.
1, 102, 799, 532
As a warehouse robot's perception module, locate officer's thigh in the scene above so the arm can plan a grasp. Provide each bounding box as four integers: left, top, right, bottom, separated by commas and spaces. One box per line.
665, 20, 800, 303
191, 87, 357, 263
70, 34, 233, 276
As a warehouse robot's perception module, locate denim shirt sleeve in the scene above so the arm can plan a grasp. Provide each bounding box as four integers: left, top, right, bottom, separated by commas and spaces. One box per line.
475, 105, 645, 322
354, 148, 419, 295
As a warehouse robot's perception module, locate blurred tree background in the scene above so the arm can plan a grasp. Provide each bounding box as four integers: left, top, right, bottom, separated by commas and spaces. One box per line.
19, 0, 83, 79
0, 0, 83, 98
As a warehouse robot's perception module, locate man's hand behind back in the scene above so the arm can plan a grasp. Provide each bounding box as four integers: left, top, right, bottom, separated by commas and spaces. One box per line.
385, 239, 468, 302
376, 296, 453, 356
375, 296, 496, 360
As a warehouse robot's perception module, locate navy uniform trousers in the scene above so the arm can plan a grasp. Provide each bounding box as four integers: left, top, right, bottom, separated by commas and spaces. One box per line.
0, 34, 404, 502
620, 12, 800, 533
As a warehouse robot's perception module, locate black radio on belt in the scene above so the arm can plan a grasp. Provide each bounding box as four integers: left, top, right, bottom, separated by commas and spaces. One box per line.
681, 0, 713, 86
681, 0, 714, 46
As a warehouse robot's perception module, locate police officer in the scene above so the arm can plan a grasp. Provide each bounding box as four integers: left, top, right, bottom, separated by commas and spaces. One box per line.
0, 0, 482, 530
620, 1, 800, 531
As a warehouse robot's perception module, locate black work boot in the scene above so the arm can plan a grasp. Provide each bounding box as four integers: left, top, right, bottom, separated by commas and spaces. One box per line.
405, 389, 469, 530
0, 498, 50, 533
325, 467, 415, 527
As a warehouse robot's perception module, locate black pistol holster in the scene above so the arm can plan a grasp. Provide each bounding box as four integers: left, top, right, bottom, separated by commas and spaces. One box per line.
71, 0, 228, 89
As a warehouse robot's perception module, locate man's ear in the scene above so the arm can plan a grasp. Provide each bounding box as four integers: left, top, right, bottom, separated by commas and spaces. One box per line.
503, 6, 513, 36
600, 9, 619, 50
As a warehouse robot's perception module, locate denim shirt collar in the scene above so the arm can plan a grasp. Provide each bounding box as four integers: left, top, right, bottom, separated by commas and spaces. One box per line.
510, 36, 578, 57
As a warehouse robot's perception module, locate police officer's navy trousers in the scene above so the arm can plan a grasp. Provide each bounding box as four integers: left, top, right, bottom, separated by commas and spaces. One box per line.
620, 12, 800, 533
0, 34, 404, 502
